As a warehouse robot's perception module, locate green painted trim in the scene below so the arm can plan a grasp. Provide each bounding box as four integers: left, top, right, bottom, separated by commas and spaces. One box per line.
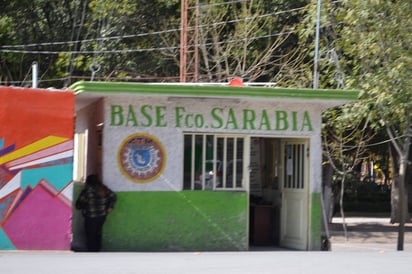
310, 192, 322, 251
70, 81, 359, 101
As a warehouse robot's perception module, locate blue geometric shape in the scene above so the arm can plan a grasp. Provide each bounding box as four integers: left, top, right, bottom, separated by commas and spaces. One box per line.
0, 144, 15, 157
0, 227, 15, 250
0, 138, 3, 149
21, 163, 73, 191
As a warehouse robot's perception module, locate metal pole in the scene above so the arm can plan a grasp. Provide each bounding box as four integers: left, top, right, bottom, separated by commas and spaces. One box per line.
194, 0, 199, 82
313, 0, 321, 89
32, 62, 38, 88
180, 0, 188, 82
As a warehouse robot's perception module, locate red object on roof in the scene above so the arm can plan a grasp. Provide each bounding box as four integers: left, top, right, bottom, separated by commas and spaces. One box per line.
229, 77, 244, 87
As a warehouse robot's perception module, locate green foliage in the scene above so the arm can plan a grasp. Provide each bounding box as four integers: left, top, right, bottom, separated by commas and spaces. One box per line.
0, 0, 310, 87
301, 1, 412, 224
297, 0, 412, 164
191, 0, 310, 82
336, 1, 412, 131
0, 0, 181, 87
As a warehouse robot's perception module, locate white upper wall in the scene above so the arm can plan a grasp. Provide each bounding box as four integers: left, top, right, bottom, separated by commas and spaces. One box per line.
102, 95, 322, 192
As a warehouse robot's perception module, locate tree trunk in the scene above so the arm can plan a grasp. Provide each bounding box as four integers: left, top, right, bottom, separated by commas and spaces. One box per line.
389, 140, 411, 250
390, 146, 410, 224
397, 152, 408, 250
391, 177, 401, 223
407, 146, 412, 220
322, 163, 335, 223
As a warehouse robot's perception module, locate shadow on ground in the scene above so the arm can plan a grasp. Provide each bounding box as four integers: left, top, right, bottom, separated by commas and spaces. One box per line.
329, 217, 412, 244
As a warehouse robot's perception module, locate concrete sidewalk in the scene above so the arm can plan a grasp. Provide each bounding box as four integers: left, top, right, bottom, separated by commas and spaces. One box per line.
329, 217, 412, 252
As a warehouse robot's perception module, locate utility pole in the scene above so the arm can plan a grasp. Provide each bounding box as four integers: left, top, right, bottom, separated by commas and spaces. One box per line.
313, 0, 321, 89
180, 0, 188, 82
180, 0, 199, 82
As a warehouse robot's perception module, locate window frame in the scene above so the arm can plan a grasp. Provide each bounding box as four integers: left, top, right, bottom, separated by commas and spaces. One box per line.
183, 133, 247, 191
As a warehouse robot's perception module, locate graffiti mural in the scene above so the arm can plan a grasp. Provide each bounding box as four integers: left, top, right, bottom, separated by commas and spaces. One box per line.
0, 87, 74, 250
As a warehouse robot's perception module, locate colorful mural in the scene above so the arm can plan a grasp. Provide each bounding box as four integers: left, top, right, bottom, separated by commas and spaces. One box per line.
0, 87, 74, 250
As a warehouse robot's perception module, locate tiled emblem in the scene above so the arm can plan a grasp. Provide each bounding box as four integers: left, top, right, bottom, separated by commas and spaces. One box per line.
118, 133, 165, 183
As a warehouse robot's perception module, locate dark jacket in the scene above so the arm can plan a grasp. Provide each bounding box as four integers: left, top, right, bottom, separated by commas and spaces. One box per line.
76, 184, 116, 218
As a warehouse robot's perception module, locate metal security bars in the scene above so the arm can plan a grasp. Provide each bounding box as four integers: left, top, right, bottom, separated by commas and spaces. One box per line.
284, 143, 305, 189
183, 133, 245, 190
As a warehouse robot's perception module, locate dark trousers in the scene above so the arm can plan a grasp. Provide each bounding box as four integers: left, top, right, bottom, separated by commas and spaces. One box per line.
84, 215, 106, 252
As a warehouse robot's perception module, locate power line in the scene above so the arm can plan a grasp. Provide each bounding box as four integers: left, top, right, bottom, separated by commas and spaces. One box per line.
196, 0, 251, 9
0, 28, 181, 49
195, 6, 305, 31
0, 29, 297, 55
0, 46, 178, 55
0, 3, 309, 85
0, 6, 305, 50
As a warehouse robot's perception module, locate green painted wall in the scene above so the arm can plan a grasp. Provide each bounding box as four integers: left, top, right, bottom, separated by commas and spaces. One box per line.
310, 192, 322, 251
72, 186, 248, 251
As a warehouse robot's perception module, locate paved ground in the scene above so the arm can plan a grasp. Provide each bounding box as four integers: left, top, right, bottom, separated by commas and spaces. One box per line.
329, 217, 412, 252
1, 248, 411, 274
1, 217, 411, 274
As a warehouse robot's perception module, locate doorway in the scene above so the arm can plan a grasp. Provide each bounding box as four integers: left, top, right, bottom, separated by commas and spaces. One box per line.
248, 137, 309, 250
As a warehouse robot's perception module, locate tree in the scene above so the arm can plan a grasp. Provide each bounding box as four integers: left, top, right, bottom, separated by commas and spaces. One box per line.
161, 0, 310, 83
0, 0, 181, 87
1, 0, 311, 86
77, 0, 181, 84
292, 0, 412, 250
322, 105, 375, 238
335, 0, 411, 251
0, 0, 80, 87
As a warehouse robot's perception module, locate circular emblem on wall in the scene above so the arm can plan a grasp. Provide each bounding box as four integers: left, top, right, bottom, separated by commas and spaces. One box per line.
117, 133, 166, 183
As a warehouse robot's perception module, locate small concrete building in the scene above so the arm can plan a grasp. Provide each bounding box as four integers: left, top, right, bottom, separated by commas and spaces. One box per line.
71, 81, 358, 251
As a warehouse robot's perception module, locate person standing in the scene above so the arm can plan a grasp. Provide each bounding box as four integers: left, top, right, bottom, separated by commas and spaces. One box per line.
76, 174, 116, 252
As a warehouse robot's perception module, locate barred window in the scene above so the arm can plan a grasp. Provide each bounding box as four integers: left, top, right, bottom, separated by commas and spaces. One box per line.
183, 133, 245, 190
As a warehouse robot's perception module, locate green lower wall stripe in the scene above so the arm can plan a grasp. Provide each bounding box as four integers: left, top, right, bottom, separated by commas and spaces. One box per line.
72, 185, 248, 251
310, 192, 322, 250
73, 184, 321, 251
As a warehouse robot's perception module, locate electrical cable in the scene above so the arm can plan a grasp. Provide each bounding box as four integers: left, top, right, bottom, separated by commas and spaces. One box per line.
0, 29, 297, 55
196, 0, 251, 9
0, 6, 305, 50
0, 3, 310, 85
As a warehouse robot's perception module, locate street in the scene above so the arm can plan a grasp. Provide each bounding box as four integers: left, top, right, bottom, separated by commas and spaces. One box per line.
1, 250, 411, 274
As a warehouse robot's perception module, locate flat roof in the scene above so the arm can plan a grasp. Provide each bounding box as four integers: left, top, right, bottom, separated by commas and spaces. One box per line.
70, 81, 359, 111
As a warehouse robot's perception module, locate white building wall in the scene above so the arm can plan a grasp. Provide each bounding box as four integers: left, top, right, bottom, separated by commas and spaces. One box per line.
101, 95, 324, 192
